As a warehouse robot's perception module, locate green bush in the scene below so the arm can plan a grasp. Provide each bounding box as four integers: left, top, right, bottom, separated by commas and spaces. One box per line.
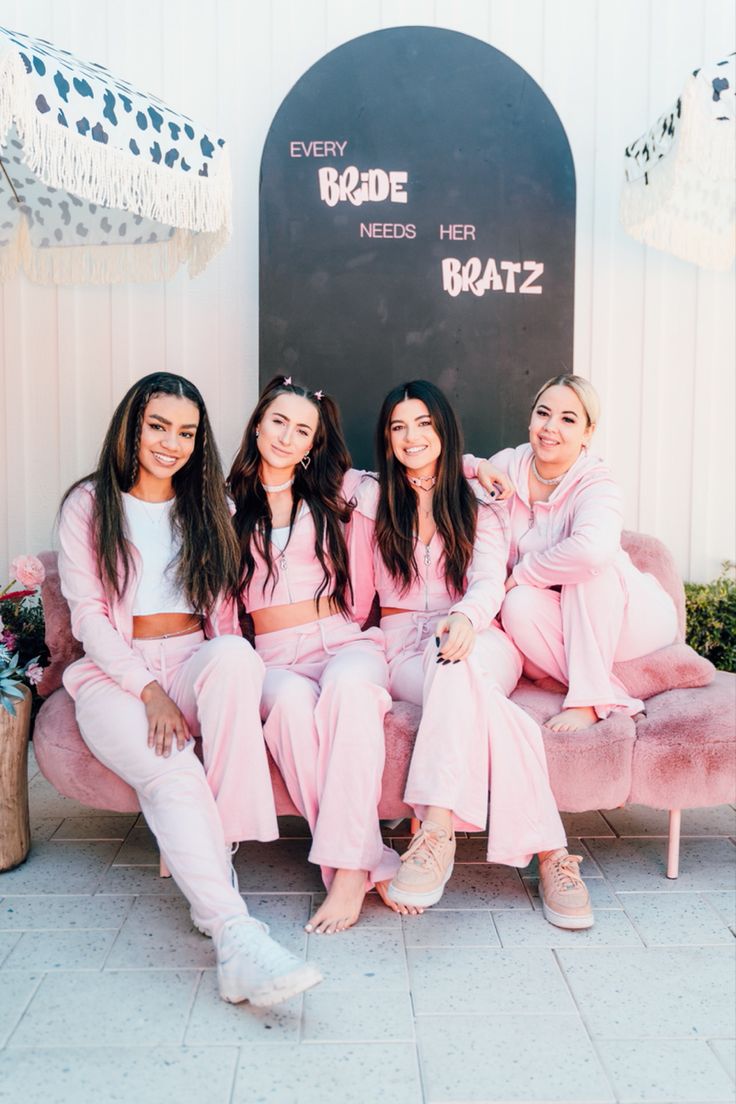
684, 562, 736, 672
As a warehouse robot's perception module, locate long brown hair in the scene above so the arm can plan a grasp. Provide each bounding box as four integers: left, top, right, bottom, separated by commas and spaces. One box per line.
375, 379, 477, 598
61, 372, 240, 610
227, 375, 354, 614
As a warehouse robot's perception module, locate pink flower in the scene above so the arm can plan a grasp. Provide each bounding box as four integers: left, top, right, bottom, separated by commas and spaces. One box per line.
0, 614, 3, 634
1, 630, 17, 652
25, 661, 44, 687
10, 554, 45, 589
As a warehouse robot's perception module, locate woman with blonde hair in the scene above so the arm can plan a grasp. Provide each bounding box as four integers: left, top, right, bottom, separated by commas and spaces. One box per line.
477, 373, 678, 732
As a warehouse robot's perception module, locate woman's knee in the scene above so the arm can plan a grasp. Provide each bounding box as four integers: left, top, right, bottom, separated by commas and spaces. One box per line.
501, 584, 547, 634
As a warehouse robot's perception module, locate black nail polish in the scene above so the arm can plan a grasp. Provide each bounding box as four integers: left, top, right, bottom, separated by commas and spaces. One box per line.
435, 636, 440, 647
453, 660, 460, 664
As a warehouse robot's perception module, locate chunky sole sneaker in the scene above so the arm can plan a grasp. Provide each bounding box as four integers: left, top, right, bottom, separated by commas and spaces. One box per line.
538, 850, 594, 930
216, 917, 323, 1007
387, 860, 454, 907
385, 819, 456, 908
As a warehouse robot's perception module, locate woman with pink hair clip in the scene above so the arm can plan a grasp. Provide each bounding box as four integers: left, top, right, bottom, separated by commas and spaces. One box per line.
228, 375, 408, 935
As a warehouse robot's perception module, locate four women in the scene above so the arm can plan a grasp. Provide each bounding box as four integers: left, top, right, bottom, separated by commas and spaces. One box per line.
59, 367, 670, 1000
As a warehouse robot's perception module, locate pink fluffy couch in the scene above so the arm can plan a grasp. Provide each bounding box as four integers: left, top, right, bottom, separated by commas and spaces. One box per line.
32, 533, 735, 878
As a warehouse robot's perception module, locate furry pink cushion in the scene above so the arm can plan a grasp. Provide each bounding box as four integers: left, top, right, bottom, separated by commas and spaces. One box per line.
511, 679, 636, 812
36, 551, 82, 699
614, 642, 715, 701
630, 672, 736, 808
621, 530, 686, 639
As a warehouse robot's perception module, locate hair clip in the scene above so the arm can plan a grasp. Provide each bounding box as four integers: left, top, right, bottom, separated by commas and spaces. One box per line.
283, 376, 292, 386
313, 390, 324, 401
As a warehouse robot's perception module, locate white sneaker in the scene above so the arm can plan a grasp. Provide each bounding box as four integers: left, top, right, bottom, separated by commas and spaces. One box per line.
191, 845, 240, 936
215, 917, 323, 1007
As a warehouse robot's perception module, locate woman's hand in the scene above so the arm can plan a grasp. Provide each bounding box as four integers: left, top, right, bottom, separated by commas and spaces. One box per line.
141, 681, 191, 757
476, 461, 513, 501
434, 612, 476, 662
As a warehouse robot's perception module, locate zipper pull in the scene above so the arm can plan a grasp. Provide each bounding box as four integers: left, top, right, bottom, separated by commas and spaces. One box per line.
527, 506, 535, 530
423, 546, 431, 567
280, 553, 287, 571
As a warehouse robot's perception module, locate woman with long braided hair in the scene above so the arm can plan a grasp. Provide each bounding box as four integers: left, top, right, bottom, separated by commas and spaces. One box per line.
58, 372, 322, 1006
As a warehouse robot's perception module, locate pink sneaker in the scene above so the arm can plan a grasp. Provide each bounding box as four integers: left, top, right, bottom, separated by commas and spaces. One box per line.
387, 820, 455, 907
538, 850, 594, 930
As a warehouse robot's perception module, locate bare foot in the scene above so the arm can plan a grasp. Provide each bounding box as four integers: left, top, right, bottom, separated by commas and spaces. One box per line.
546, 706, 598, 732
306, 869, 368, 935
375, 879, 424, 917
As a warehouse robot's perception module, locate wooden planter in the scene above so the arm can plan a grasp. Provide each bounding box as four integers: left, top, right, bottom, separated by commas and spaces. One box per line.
0, 686, 31, 871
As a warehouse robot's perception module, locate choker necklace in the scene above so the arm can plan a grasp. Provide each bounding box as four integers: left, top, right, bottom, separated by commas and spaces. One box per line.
407, 474, 437, 491
261, 477, 294, 494
531, 458, 569, 486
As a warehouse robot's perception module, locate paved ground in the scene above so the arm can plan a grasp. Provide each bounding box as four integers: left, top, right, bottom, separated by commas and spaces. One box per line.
0, 747, 734, 1104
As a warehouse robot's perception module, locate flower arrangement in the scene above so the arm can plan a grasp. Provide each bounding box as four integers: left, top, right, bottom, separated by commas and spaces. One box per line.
0, 555, 48, 715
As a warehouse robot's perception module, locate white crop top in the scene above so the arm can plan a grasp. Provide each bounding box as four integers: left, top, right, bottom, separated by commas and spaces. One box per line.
122, 494, 194, 616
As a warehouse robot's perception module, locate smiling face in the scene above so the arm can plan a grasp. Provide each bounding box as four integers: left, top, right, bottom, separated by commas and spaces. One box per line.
133, 394, 200, 498
389, 398, 442, 478
529, 384, 594, 474
256, 392, 319, 479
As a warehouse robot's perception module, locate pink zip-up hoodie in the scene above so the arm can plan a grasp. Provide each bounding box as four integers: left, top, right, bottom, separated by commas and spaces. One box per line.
58, 484, 239, 701
348, 475, 510, 630
241, 469, 364, 613
481, 443, 639, 587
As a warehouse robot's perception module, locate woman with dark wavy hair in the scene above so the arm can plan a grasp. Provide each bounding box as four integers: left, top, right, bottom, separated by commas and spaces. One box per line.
349, 380, 594, 931
228, 375, 401, 935
58, 372, 321, 1006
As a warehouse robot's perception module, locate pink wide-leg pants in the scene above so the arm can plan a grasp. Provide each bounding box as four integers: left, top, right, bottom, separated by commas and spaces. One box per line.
501, 565, 678, 718
256, 615, 399, 888
74, 632, 278, 938
384, 613, 566, 868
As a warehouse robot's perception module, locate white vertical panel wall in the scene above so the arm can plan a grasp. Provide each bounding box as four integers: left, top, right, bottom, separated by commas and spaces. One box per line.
0, 0, 733, 582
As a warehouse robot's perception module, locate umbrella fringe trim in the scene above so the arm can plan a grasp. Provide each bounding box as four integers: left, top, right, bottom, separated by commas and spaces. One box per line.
620, 70, 735, 271
0, 217, 228, 284
0, 49, 232, 236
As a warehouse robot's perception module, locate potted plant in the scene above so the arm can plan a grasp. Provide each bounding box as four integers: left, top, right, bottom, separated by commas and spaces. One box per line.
1, 554, 47, 871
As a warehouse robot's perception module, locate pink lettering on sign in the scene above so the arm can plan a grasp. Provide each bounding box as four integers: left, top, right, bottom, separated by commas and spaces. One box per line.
360, 223, 416, 239
441, 258, 544, 297
439, 224, 476, 241
318, 167, 409, 207
289, 140, 348, 158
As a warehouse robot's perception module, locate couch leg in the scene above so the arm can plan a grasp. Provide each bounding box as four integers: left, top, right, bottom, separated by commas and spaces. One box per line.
410, 817, 420, 835
666, 809, 681, 879
159, 855, 171, 878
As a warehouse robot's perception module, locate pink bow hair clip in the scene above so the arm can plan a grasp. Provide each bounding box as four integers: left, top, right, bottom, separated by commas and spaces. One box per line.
314, 390, 324, 401
283, 376, 293, 386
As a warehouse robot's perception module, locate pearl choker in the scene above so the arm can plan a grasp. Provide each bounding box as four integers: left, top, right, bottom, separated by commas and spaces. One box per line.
407, 474, 437, 490
261, 477, 294, 493
531, 458, 569, 486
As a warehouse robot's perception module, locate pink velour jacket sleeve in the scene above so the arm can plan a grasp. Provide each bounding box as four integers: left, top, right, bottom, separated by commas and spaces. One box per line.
57, 487, 156, 699
450, 497, 510, 630
512, 478, 624, 588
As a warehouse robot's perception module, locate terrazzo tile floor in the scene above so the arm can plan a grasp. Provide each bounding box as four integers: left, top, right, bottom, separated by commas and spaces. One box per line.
0, 746, 734, 1104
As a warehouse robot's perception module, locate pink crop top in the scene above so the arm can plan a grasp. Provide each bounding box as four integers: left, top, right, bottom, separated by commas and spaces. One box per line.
349, 476, 510, 631
240, 469, 364, 614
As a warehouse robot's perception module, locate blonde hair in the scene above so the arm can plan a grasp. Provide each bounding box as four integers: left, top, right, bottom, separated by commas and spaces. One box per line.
530, 374, 600, 427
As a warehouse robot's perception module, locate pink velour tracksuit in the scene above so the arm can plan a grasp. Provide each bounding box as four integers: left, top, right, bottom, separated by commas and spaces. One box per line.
58, 485, 278, 939
244, 470, 398, 888
349, 477, 566, 868
482, 445, 678, 718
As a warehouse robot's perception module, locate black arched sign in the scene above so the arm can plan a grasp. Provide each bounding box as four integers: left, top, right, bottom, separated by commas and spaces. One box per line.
260, 26, 575, 466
